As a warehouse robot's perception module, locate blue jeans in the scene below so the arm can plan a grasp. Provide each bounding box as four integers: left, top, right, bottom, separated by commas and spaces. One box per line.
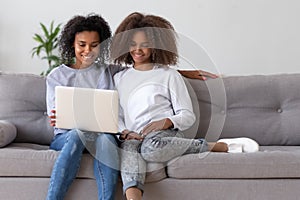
46, 129, 119, 200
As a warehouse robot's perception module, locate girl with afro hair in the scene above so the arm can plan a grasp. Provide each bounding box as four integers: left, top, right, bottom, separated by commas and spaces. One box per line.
46, 14, 121, 200
112, 12, 259, 200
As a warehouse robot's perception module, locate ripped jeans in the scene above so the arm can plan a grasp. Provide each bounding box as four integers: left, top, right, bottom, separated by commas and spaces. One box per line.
46, 129, 119, 200
120, 129, 208, 193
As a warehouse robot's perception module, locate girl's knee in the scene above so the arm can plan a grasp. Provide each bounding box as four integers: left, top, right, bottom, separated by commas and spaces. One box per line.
121, 140, 141, 151
140, 137, 165, 161
67, 129, 82, 143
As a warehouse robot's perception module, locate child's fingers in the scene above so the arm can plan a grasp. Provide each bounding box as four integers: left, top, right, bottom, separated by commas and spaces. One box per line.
50, 120, 56, 127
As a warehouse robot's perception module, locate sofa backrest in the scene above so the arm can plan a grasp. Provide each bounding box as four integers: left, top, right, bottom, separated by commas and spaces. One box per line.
188, 74, 300, 146
1, 72, 300, 146
0, 72, 53, 145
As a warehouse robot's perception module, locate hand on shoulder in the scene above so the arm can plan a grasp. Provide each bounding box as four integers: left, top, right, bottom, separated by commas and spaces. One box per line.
178, 69, 219, 80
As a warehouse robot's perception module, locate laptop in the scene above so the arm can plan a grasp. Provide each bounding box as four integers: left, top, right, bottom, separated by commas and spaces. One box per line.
55, 86, 119, 133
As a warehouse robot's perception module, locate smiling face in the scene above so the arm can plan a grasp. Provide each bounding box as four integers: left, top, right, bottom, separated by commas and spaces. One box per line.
129, 31, 153, 70
73, 31, 100, 69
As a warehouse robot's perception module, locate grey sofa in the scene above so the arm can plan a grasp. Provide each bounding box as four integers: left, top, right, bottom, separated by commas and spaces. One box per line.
0, 71, 300, 200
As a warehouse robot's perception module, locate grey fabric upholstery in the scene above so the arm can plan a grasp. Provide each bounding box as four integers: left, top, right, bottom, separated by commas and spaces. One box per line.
167, 146, 300, 179
181, 78, 200, 139
0, 143, 166, 183
0, 120, 17, 147
0, 72, 53, 144
1, 71, 300, 200
189, 74, 300, 145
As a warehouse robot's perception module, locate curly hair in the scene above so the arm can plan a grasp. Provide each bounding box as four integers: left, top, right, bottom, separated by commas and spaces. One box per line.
59, 13, 111, 65
111, 12, 178, 66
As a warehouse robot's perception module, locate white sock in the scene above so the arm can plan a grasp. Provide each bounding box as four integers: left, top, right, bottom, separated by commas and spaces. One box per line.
217, 137, 259, 153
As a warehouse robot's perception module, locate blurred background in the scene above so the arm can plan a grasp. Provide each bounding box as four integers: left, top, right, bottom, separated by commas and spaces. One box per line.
1, 0, 300, 75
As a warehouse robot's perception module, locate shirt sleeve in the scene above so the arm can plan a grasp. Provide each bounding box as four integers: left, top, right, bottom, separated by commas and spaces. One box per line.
46, 70, 64, 117
167, 70, 196, 131
46, 75, 56, 117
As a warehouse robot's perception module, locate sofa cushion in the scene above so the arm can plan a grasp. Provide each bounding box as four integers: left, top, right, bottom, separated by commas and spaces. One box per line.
0, 72, 53, 145
0, 143, 166, 183
0, 143, 97, 179
188, 74, 300, 145
167, 146, 300, 179
0, 120, 17, 147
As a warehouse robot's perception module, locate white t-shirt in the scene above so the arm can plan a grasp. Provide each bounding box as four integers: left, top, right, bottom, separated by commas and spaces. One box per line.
114, 65, 195, 133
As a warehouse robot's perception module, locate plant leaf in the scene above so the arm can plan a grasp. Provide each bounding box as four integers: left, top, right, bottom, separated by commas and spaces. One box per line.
40, 23, 49, 38
32, 20, 61, 76
33, 34, 44, 43
50, 21, 54, 34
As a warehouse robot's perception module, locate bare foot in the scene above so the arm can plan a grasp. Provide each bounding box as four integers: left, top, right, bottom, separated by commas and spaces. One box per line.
126, 187, 142, 200
208, 142, 228, 152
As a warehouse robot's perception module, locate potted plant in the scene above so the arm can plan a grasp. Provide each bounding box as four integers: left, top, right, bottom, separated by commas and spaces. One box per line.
31, 21, 61, 76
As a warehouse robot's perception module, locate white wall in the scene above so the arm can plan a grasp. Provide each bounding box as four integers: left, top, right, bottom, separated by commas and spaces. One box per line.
1, 0, 300, 75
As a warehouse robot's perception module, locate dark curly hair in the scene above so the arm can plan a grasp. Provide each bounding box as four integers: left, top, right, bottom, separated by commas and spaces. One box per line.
59, 13, 111, 65
111, 12, 178, 66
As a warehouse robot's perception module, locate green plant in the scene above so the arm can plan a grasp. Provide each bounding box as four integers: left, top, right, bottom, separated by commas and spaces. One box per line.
31, 21, 61, 76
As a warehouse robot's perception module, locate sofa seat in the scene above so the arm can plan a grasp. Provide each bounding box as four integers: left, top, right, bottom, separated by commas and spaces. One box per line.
0, 143, 166, 183
0, 143, 92, 178
167, 146, 300, 179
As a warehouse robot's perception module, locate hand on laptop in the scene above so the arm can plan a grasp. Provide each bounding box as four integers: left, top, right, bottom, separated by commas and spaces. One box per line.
49, 109, 56, 127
